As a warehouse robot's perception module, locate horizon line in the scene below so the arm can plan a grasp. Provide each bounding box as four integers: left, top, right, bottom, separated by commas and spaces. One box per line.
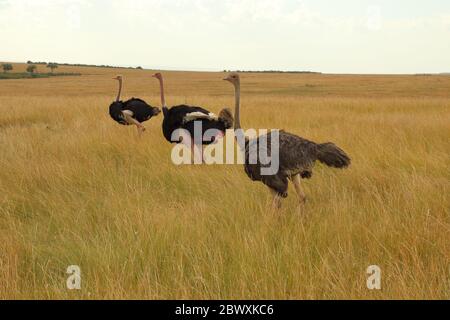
2, 60, 449, 76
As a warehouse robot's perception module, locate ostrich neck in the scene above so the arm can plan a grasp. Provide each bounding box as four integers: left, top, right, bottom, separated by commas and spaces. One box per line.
233, 82, 246, 150
116, 80, 122, 102
234, 83, 241, 130
159, 78, 166, 109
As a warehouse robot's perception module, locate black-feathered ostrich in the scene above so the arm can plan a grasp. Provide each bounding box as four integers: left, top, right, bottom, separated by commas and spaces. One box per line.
109, 75, 161, 136
152, 72, 233, 161
223, 73, 351, 209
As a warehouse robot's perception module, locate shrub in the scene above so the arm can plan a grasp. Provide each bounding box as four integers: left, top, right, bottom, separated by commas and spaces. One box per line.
27, 65, 37, 74
2, 63, 13, 73
47, 63, 58, 73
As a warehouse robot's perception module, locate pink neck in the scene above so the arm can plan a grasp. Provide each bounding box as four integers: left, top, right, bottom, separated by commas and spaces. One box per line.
158, 77, 166, 107
116, 79, 122, 102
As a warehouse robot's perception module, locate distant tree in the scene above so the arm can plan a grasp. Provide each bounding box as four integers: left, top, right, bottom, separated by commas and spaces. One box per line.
2, 63, 13, 73
27, 60, 33, 64
136, 66, 143, 70
27, 64, 37, 74
47, 63, 58, 73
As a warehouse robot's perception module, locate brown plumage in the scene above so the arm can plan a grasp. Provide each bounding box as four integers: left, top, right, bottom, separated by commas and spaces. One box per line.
223, 73, 351, 209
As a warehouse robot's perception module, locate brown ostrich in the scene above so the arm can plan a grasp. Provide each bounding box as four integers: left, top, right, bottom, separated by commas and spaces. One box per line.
223, 73, 351, 209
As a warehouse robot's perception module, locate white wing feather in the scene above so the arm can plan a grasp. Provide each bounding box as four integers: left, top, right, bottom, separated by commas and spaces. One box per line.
183, 112, 219, 124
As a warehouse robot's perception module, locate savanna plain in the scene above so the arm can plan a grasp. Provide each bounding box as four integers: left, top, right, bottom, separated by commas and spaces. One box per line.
0, 63, 449, 299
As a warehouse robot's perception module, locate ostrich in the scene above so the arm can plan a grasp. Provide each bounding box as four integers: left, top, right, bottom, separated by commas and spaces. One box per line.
223, 73, 351, 209
152, 72, 233, 162
109, 75, 161, 136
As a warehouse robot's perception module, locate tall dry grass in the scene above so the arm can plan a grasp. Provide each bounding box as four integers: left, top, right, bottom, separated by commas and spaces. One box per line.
0, 64, 449, 299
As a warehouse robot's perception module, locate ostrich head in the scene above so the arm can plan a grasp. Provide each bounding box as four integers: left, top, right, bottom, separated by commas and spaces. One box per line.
113, 75, 122, 81
223, 72, 240, 86
152, 106, 162, 116
152, 73, 162, 80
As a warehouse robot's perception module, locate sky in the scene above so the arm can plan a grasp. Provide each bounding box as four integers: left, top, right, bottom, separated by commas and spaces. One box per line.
0, 0, 449, 74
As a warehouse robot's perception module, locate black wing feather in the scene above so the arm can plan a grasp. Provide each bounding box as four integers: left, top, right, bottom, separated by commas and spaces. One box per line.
122, 98, 157, 123
162, 104, 227, 144
109, 101, 128, 125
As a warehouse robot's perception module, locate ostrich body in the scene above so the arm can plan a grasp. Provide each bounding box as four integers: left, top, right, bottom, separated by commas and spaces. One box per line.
223, 73, 351, 209
152, 73, 233, 160
109, 75, 160, 136
160, 104, 232, 144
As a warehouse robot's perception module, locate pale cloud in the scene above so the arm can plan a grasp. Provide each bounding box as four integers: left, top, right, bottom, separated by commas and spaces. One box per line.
222, 0, 283, 22
387, 14, 450, 29
111, 0, 160, 19
0, 0, 92, 30
108, 0, 358, 28
97, 1, 450, 32
0, 0, 10, 8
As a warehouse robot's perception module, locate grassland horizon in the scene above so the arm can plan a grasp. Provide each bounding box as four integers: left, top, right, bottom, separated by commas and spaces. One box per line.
0, 63, 448, 299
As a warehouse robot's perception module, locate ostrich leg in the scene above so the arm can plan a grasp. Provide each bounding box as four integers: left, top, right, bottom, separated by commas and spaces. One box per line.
136, 124, 146, 137
176, 131, 202, 164
190, 139, 204, 164
269, 189, 282, 210
123, 111, 145, 137
292, 174, 307, 205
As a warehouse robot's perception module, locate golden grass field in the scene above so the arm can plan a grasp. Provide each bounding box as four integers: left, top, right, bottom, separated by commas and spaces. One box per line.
0, 63, 449, 299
